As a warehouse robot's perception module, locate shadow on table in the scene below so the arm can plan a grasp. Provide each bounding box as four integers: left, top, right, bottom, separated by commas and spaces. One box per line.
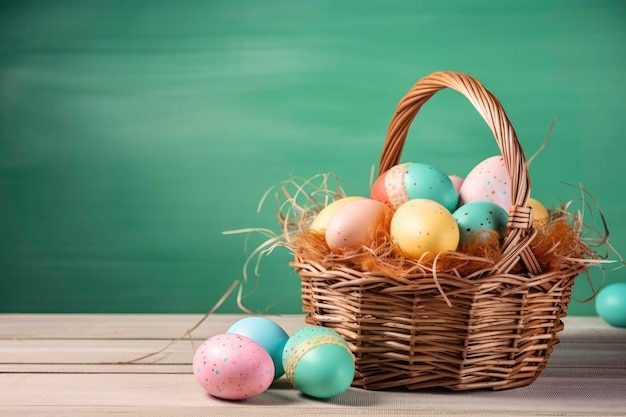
240, 378, 385, 407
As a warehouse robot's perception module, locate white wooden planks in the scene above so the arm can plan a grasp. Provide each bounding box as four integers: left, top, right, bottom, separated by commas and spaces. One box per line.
1, 314, 625, 417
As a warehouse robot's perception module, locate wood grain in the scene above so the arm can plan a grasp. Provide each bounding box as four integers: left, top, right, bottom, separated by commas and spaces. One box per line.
0, 314, 625, 417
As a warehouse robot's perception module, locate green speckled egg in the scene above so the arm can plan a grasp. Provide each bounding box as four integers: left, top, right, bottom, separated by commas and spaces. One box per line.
404, 163, 459, 212
371, 162, 458, 212
453, 201, 508, 245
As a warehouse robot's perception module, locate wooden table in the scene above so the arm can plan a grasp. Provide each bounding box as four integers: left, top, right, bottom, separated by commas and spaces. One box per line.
1, 314, 625, 416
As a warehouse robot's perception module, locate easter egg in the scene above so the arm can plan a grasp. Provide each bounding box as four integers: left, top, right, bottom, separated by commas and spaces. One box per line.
370, 162, 409, 209
595, 283, 626, 328
193, 333, 274, 400
453, 201, 509, 246
282, 325, 350, 353
226, 316, 290, 380
283, 326, 354, 399
370, 170, 390, 206
528, 197, 550, 226
449, 174, 464, 194
325, 198, 391, 254
309, 196, 365, 233
391, 199, 460, 259
459, 155, 511, 211
371, 162, 458, 212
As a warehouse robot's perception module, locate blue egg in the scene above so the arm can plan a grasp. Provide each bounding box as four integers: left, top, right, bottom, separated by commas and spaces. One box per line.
595, 283, 626, 328
226, 316, 290, 379
283, 326, 354, 398
453, 201, 509, 245
404, 162, 459, 212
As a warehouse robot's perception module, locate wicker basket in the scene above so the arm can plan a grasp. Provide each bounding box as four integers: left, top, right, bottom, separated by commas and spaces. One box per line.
291, 71, 590, 391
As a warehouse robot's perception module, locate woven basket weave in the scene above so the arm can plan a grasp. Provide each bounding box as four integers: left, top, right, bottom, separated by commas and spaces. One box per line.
291, 71, 590, 391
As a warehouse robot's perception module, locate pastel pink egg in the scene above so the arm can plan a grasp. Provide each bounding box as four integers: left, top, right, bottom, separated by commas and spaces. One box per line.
449, 175, 464, 194
193, 333, 274, 401
325, 198, 390, 253
458, 155, 511, 211
309, 196, 366, 233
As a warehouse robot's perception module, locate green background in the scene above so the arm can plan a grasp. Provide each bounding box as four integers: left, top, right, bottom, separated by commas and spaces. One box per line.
1, 0, 624, 315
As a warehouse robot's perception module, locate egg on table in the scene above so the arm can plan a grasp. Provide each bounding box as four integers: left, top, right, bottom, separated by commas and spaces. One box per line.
282, 326, 354, 399
192, 333, 275, 400
226, 316, 290, 380
595, 283, 626, 328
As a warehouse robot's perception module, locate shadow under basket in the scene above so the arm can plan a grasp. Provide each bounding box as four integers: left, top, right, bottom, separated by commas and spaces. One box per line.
289, 71, 592, 391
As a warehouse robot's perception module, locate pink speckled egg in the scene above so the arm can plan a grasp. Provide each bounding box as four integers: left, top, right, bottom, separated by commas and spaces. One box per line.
193, 333, 274, 400
458, 155, 511, 211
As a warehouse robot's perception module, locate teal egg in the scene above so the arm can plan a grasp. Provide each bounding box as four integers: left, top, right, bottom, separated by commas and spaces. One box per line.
453, 201, 509, 245
595, 283, 626, 328
226, 316, 290, 380
292, 343, 355, 399
282, 326, 349, 370
283, 326, 354, 398
404, 163, 459, 212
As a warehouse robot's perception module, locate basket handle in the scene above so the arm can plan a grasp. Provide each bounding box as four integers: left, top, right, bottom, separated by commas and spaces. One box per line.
380, 71, 541, 275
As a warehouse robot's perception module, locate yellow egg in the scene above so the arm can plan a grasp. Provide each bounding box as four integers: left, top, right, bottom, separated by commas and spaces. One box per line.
391, 199, 459, 259
325, 199, 390, 253
528, 197, 550, 226
309, 196, 365, 233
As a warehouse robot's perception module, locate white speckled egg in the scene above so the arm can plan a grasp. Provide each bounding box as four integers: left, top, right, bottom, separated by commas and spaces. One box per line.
459, 155, 511, 211
193, 333, 274, 400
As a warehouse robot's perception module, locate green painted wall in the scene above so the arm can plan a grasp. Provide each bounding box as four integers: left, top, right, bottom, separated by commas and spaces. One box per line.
1, 0, 624, 315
